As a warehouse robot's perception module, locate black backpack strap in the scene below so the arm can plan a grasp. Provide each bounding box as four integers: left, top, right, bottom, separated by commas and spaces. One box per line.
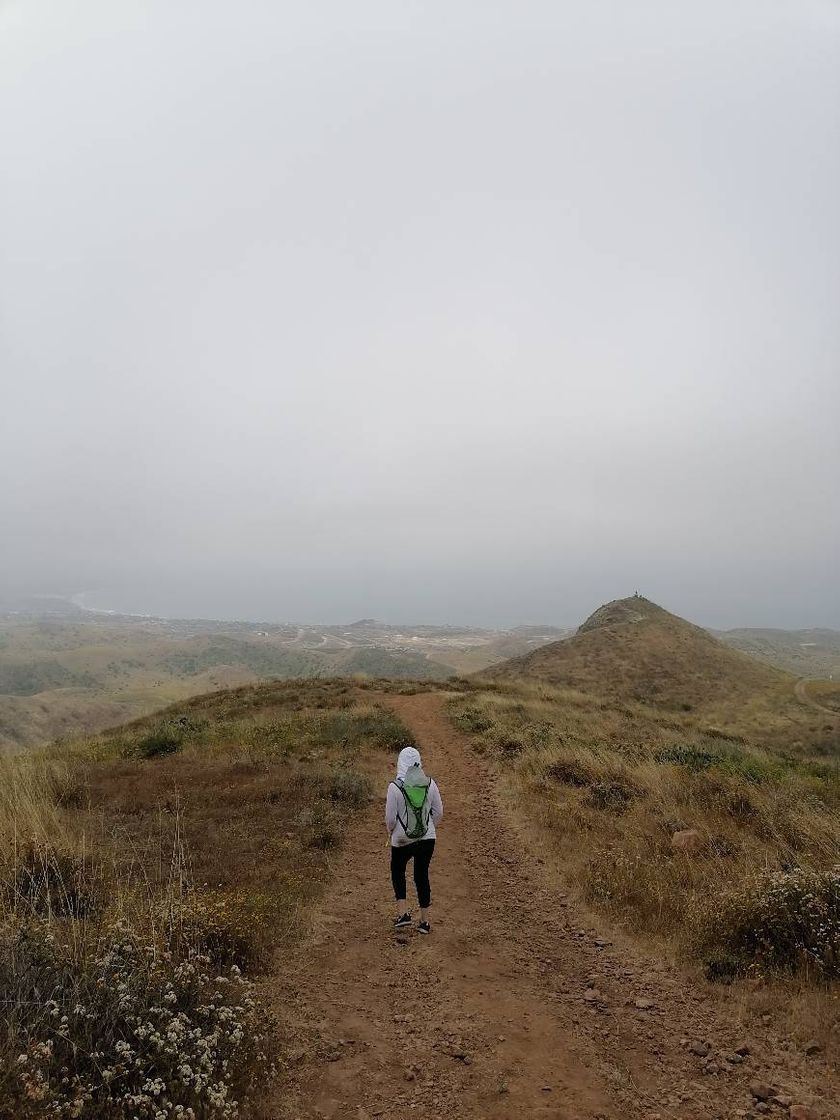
391, 779, 409, 832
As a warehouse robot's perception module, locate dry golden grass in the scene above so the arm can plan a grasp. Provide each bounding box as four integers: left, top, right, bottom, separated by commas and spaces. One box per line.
485, 596, 835, 755
448, 681, 840, 962
0, 679, 413, 957
804, 680, 840, 714
448, 678, 840, 1057
0, 678, 416, 1118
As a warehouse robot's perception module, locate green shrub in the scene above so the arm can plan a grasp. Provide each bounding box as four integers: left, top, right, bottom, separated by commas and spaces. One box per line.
352, 709, 416, 753
311, 711, 360, 749
493, 731, 526, 758
702, 867, 840, 981
134, 724, 184, 758
328, 769, 372, 805
545, 759, 594, 787
586, 781, 636, 813
452, 707, 494, 734
125, 716, 207, 759
656, 745, 719, 772
656, 742, 780, 784
283, 764, 370, 808
0, 919, 274, 1118
296, 802, 340, 850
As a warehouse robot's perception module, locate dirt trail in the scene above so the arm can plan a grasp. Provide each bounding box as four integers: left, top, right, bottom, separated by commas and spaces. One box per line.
268, 694, 832, 1120
794, 677, 839, 719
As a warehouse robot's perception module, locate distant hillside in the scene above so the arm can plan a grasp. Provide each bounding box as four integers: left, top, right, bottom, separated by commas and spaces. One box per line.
0, 689, 140, 753
433, 626, 574, 673
485, 596, 831, 746
331, 647, 450, 680
160, 637, 329, 679
718, 627, 840, 679
0, 658, 96, 696
0, 612, 556, 748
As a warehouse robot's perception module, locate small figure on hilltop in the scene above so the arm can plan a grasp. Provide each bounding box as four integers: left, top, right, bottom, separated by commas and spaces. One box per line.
386, 745, 443, 934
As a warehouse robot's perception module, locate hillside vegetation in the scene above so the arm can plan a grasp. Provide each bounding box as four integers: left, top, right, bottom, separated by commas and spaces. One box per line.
0, 679, 419, 1117
0, 611, 565, 750
2, 599, 839, 1114
487, 596, 833, 752
454, 597, 840, 1031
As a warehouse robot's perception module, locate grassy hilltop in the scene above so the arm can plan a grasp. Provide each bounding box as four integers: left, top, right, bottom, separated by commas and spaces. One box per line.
487, 595, 826, 748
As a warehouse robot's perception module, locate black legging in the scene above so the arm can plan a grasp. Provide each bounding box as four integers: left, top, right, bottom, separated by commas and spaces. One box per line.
390, 839, 436, 909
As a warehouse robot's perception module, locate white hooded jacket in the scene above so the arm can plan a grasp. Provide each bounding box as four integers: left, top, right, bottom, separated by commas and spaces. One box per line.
385, 746, 443, 847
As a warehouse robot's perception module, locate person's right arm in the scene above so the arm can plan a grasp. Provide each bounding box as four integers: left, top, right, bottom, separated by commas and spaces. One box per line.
385, 784, 399, 836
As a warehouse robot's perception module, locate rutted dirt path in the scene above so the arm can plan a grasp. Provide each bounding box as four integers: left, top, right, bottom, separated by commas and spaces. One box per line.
794, 677, 839, 719
268, 693, 832, 1119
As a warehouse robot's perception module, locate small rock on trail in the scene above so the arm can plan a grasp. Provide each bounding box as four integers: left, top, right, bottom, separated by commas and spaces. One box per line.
671, 828, 704, 852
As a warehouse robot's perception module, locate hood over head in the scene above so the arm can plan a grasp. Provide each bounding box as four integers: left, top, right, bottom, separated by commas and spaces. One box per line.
396, 745, 422, 781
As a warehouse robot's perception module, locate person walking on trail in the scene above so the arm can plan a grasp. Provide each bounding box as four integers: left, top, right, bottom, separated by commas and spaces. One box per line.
386, 745, 443, 935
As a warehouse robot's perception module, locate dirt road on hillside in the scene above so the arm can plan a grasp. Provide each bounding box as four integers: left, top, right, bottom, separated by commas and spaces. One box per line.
794, 678, 839, 719
268, 694, 833, 1120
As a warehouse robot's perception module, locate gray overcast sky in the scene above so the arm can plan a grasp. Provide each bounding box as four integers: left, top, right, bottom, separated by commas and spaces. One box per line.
1, 1, 838, 629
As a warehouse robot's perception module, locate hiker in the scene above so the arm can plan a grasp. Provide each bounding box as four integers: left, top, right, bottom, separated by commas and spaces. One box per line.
386, 745, 443, 935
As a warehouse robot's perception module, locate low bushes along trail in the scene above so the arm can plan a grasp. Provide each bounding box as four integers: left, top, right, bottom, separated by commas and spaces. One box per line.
268, 693, 833, 1119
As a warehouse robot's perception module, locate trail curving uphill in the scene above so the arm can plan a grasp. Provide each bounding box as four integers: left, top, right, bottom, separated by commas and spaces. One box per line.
268, 693, 832, 1119
794, 677, 839, 718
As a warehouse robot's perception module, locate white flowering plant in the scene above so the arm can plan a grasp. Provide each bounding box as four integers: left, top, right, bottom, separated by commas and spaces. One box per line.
0, 919, 274, 1118
702, 866, 840, 981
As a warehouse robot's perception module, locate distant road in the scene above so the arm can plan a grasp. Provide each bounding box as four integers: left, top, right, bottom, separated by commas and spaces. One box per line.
794, 677, 839, 717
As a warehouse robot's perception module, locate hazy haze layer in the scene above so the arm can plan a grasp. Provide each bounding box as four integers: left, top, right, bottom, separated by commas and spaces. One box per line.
1, 1, 838, 627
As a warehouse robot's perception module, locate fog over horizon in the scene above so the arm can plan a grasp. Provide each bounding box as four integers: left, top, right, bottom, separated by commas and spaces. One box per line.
2, 2, 838, 632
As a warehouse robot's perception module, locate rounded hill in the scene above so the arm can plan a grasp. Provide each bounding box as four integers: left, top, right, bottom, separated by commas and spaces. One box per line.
486, 595, 794, 717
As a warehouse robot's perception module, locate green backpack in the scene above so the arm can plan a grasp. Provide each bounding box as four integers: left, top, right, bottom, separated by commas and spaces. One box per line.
393, 764, 433, 840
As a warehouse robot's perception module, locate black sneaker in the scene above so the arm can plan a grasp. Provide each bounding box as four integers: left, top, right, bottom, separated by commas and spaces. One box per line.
417, 920, 431, 935
393, 912, 411, 930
